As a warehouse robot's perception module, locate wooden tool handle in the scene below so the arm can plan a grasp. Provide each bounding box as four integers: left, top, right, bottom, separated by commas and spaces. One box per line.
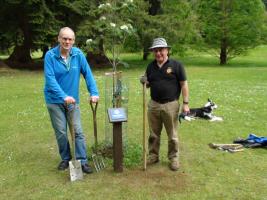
143, 83, 147, 171
90, 101, 98, 147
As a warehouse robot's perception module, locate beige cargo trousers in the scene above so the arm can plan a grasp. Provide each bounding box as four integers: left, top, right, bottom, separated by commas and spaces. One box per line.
147, 99, 180, 161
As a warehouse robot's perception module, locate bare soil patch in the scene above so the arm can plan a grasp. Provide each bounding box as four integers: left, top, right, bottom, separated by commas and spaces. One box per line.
104, 164, 190, 197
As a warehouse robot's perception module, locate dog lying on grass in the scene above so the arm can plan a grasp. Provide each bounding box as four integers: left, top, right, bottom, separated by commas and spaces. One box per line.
179, 99, 223, 122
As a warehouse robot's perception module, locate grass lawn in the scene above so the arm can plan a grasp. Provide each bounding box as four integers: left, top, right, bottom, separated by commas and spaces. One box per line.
0, 46, 267, 200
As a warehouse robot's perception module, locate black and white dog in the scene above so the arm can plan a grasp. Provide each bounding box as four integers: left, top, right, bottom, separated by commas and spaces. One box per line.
179, 99, 223, 122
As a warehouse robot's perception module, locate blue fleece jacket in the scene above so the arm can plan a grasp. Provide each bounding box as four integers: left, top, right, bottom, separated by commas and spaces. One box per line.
44, 45, 99, 104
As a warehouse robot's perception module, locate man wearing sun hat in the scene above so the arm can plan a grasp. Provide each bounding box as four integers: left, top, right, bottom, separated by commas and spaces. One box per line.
140, 37, 190, 171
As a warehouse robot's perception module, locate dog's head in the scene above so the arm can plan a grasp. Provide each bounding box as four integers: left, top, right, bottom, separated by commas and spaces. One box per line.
204, 99, 217, 110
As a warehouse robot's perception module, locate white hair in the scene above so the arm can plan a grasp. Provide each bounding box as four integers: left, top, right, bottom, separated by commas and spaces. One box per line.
58, 27, 75, 39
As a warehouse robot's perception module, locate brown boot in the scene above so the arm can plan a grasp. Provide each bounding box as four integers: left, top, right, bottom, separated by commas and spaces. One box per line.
147, 157, 159, 165
169, 159, 180, 171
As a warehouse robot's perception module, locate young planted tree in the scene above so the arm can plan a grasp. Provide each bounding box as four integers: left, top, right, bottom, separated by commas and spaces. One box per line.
77, 0, 148, 66
75, 0, 106, 66
197, 0, 266, 65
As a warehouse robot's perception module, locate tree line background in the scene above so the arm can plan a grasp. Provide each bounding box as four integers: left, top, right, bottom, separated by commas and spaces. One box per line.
1, 0, 267, 68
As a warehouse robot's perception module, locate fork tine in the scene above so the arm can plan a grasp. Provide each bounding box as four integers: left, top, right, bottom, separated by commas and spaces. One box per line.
92, 154, 100, 172
92, 153, 105, 172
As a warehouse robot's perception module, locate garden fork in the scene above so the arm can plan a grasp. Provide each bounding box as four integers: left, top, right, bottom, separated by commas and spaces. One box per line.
90, 101, 105, 172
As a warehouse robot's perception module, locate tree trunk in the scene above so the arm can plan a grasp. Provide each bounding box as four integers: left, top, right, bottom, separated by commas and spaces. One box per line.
8, 45, 32, 63
8, 10, 33, 63
142, 0, 162, 60
148, 0, 162, 15
42, 46, 49, 59
86, 51, 110, 68
220, 38, 227, 65
220, 48, 227, 65
143, 47, 149, 60
98, 38, 105, 54
86, 37, 111, 67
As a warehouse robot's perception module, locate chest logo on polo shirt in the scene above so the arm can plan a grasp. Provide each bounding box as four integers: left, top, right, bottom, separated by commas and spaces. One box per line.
166, 67, 172, 74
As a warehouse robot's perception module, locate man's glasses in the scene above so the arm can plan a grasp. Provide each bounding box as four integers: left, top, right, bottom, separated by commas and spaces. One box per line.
61, 37, 74, 42
152, 48, 166, 53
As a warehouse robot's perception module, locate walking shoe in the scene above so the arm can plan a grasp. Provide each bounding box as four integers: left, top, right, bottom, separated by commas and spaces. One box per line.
82, 163, 93, 174
169, 159, 180, 171
57, 160, 69, 170
147, 157, 159, 165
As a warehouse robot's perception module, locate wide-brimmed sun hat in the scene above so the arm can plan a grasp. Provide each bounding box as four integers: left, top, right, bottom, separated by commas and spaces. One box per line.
149, 38, 171, 50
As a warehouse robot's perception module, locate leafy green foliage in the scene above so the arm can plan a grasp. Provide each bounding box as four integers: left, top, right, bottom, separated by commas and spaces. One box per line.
124, 141, 142, 167
262, 0, 267, 9
131, 0, 200, 58
0, 0, 90, 62
89, 138, 142, 167
160, 0, 200, 55
0, 1, 58, 53
77, 0, 199, 59
1, 0, 267, 65
196, 0, 267, 64
77, 0, 144, 70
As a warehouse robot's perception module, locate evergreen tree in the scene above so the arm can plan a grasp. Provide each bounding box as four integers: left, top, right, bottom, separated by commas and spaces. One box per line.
140, 0, 199, 60
161, 0, 199, 56
197, 0, 266, 64
0, 0, 90, 67
0, 0, 58, 64
262, 0, 267, 9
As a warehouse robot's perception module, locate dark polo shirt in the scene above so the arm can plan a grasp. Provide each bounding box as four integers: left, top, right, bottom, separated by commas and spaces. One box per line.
146, 59, 187, 103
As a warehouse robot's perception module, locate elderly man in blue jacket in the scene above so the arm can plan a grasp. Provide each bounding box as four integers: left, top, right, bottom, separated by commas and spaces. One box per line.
44, 27, 99, 174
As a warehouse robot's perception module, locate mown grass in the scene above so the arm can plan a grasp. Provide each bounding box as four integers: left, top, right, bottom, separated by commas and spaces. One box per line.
0, 46, 267, 200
